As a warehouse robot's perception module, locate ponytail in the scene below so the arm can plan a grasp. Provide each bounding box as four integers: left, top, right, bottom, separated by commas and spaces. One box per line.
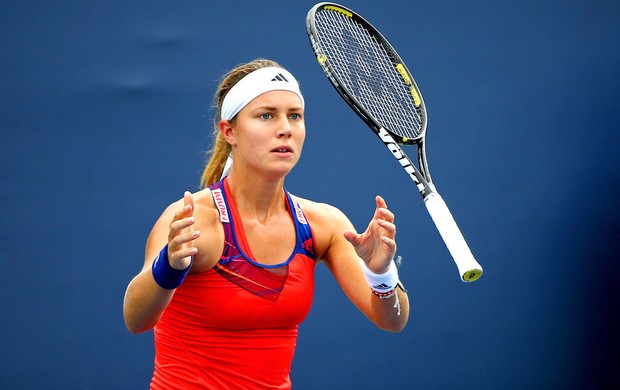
200, 58, 283, 188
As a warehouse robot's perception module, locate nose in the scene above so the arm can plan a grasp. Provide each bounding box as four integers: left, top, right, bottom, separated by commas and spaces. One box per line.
276, 117, 293, 138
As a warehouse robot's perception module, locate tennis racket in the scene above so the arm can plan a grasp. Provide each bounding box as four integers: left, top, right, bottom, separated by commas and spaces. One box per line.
306, 2, 483, 282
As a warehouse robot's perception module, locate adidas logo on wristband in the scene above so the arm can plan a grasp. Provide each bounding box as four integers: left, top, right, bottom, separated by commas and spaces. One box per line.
372, 283, 393, 292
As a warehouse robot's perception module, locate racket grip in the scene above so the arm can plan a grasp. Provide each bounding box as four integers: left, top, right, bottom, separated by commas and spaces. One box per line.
424, 193, 483, 282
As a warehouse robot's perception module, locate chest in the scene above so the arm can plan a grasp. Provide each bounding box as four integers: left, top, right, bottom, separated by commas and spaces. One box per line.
240, 215, 297, 265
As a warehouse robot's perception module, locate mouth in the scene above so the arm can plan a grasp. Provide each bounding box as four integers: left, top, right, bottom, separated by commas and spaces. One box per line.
271, 146, 293, 154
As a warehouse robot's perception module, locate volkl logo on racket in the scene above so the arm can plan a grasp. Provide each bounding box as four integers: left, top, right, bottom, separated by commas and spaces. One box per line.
378, 128, 427, 194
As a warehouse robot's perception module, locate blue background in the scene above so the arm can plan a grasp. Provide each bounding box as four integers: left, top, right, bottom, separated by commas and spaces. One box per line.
1, 0, 619, 388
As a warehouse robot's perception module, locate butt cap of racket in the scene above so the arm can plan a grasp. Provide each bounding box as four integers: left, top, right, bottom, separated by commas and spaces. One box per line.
462, 268, 483, 282
424, 192, 483, 282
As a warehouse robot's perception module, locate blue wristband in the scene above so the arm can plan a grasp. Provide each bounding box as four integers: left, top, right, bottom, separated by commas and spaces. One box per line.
151, 244, 192, 290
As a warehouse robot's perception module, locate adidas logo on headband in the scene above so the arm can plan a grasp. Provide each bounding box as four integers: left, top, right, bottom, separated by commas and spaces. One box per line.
221, 67, 304, 120
271, 73, 289, 82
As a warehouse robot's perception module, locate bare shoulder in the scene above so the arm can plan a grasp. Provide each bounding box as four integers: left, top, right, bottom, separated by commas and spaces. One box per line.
188, 188, 224, 244
148, 188, 223, 272
291, 196, 355, 259
149, 188, 219, 246
293, 196, 348, 223
192, 187, 218, 216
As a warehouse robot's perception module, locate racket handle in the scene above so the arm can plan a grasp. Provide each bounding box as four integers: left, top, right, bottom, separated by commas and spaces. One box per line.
424, 192, 483, 282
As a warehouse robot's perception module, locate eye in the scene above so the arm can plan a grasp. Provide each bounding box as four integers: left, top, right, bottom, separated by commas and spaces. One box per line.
290, 113, 302, 120
260, 113, 272, 120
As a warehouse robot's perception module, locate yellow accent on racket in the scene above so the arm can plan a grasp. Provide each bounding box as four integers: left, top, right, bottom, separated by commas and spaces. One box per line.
325, 5, 352, 17
396, 64, 411, 84
396, 63, 421, 107
410, 88, 422, 107
317, 54, 327, 65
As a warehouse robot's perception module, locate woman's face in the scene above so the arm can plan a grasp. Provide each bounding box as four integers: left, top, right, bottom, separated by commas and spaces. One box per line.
225, 90, 306, 179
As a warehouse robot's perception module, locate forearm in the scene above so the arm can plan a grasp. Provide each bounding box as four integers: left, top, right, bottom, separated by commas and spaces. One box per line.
369, 288, 409, 332
359, 257, 409, 332
123, 268, 175, 334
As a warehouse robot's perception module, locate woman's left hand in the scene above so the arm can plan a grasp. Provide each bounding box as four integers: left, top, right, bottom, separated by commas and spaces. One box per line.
343, 195, 396, 274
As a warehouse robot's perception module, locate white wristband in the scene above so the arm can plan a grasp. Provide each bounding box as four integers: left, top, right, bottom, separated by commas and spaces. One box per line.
359, 258, 399, 293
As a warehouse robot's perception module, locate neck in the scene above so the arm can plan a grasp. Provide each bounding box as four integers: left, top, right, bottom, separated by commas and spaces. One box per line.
225, 172, 286, 224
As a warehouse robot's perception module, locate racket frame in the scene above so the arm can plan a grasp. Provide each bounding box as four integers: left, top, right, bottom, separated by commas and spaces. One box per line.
306, 2, 483, 282
306, 2, 433, 197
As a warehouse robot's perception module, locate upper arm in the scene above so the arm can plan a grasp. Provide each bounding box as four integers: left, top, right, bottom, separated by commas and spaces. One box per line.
311, 203, 374, 319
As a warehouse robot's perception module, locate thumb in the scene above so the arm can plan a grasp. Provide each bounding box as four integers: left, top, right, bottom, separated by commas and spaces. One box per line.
343, 230, 360, 246
184, 191, 195, 215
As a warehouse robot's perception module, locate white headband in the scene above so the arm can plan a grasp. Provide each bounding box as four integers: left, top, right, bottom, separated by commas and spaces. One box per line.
220, 66, 304, 121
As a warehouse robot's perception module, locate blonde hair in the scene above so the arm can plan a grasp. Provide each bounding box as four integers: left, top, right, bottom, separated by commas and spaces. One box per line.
200, 59, 283, 188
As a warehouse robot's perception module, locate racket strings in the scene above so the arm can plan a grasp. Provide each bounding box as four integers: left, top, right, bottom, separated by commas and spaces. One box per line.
314, 10, 424, 140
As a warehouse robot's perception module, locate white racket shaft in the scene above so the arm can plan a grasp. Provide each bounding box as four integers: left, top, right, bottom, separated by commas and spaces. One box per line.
424, 192, 483, 282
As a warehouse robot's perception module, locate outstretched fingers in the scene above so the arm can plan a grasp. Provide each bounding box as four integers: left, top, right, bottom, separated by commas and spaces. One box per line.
371, 195, 397, 269
342, 196, 398, 274
375, 195, 396, 239
167, 191, 199, 270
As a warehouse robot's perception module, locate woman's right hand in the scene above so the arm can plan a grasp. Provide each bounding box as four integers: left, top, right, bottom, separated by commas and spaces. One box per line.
167, 191, 200, 270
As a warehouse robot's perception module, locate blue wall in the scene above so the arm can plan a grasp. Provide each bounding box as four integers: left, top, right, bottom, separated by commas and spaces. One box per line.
1, 1, 618, 388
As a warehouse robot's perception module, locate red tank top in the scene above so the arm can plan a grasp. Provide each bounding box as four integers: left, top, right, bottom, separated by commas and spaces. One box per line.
151, 179, 317, 389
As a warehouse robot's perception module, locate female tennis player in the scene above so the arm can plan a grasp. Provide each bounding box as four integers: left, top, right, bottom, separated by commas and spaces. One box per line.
123, 58, 409, 389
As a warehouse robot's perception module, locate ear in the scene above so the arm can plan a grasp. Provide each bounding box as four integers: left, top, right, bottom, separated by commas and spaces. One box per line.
219, 119, 236, 146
